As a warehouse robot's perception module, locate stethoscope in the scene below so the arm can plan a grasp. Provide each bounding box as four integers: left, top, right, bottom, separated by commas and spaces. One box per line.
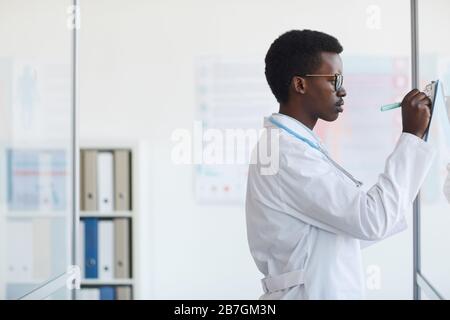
269, 116, 363, 188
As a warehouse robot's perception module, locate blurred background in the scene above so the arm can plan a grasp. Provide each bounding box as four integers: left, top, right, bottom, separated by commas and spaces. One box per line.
0, 0, 449, 300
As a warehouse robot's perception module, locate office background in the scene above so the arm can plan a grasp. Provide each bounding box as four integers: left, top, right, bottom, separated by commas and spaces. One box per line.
0, 0, 449, 299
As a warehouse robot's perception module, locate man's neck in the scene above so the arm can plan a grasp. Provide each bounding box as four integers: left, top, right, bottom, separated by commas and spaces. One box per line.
279, 104, 317, 130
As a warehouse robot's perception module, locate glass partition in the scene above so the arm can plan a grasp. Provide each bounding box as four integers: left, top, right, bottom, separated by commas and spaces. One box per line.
418, 0, 450, 300
77, 0, 412, 299
0, 0, 75, 299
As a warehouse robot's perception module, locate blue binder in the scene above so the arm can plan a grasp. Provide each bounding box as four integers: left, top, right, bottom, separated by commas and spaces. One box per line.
100, 286, 115, 300
84, 218, 98, 278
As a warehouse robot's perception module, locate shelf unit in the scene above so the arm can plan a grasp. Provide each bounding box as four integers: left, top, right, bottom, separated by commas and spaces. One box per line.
0, 140, 149, 300
0, 144, 73, 300
76, 140, 148, 300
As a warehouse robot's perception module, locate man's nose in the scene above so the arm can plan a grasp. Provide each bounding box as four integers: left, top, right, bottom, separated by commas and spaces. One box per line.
337, 86, 346, 97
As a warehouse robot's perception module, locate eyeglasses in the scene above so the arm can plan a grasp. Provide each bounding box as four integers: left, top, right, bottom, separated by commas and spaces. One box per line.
303, 73, 344, 92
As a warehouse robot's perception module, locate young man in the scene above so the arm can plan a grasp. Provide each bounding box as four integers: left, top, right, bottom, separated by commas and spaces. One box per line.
245, 29, 434, 299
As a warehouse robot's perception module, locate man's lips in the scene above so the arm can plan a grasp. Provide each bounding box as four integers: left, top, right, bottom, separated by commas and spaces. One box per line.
336, 100, 344, 112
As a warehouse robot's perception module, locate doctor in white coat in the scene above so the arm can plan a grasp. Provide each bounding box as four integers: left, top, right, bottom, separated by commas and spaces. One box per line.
246, 30, 435, 299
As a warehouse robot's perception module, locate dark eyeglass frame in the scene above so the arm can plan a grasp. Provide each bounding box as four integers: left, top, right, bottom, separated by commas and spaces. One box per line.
302, 73, 344, 92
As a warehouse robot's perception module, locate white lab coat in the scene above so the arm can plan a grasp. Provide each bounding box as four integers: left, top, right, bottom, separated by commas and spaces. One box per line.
245, 113, 435, 299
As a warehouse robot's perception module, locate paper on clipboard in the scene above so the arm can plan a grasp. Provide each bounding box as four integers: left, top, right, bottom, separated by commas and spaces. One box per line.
422, 80, 450, 202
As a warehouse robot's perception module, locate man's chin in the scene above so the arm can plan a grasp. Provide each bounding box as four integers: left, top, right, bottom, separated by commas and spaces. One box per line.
321, 112, 340, 122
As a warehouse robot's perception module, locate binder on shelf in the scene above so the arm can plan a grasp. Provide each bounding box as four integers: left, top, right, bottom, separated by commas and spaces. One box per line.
81, 150, 98, 211
78, 146, 136, 299
116, 286, 132, 300
7, 220, 33, 281
76, 288, 100, 300
32, 219, 51, 280
50, 218, 66, 274
100, 286, 115, 300
97, 152, 114, 212
49, 150, 68, 211
7, 150, 39, 210
114, 218, 130, 278
79, 220, 85, 279
98, 220, 114, 280
114, 150, 131, 211
38, 152, 53, 210
84, 218, 98, 279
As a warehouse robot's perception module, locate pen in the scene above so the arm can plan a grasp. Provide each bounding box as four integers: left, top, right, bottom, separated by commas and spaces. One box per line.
380, 102, 401, 112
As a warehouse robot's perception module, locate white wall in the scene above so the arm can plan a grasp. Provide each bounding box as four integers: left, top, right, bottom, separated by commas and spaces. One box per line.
78, 0, 415, 299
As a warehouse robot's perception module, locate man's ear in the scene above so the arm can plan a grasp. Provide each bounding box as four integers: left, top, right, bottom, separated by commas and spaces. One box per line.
292, 76, 306, 94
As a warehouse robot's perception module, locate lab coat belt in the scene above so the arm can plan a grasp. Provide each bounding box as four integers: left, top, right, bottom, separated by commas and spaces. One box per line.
261, 269, 305, 293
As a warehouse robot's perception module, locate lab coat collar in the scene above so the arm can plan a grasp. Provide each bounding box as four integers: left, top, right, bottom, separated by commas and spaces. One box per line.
265, 113, 326, 149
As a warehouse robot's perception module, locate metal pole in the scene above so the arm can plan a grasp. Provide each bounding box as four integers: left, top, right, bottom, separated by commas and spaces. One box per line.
71, 0, 80, 301
411, 0, 421, 301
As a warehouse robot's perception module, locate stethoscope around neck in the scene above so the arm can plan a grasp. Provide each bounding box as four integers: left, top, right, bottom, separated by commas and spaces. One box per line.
269, 116, 363, 188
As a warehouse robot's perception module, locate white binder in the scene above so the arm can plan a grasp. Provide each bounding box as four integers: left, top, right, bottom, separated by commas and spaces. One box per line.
76, 288, 101, 300
97, 152, 114, 212
7, 220, 33, 281
32, 219, 51, 280
98, 220, 114, 279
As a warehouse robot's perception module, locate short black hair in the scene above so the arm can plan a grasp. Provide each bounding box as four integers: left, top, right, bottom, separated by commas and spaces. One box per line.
265, 29, 343, 103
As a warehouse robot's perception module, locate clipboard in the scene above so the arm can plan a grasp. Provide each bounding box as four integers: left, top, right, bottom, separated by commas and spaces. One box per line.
423, 80, 439, 141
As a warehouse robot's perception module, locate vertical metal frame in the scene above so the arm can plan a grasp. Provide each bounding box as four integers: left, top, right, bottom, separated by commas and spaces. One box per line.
71, 0, 80, 300
411, 0, 420, 300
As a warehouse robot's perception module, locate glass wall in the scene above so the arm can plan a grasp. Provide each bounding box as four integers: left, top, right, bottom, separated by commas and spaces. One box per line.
0, 0, 428, 300
418, 0, 450, 300
79, 0, 412, 298
0, 0, 75, 299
